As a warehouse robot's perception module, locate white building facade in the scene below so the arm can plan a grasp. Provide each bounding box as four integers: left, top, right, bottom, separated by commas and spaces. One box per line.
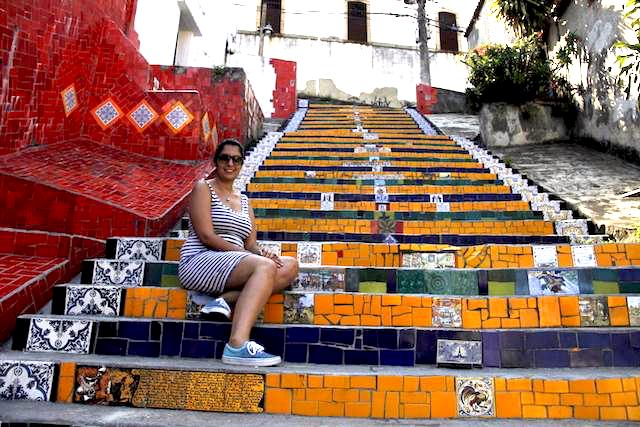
134, 0, 477, 110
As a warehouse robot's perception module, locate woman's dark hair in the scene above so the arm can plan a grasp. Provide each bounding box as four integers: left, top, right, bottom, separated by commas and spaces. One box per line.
214, 139, 244, 162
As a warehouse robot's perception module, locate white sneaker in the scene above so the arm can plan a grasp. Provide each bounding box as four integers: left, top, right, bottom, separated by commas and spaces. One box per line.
200, 297, 231, 319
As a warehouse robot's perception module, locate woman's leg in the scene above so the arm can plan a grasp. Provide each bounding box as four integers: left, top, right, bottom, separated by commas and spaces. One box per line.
273, 256, 299, 293
223, 254, 277, 347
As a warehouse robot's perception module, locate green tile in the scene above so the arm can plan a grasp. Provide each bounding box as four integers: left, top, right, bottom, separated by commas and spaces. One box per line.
359, 281, 387, 293
591, 280, 620, 294
592, 268, 619, 282
487, 270, 516, 282
450, 270, 479, 295
488, 281, 516, 296
160, 275, 180, 287
397, 270, 426, 293
359, 269, 387, 283
620, 282, 640, 294
425, 271, 451, 294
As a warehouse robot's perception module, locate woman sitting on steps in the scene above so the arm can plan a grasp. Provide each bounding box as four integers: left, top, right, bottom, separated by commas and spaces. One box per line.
178, 139, 299, 366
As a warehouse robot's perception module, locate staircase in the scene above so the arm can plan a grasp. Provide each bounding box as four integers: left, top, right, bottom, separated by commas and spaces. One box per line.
2, 103, 640, 423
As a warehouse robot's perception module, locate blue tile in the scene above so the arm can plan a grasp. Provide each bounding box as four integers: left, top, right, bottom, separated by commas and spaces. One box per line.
630, 332, 640, 348
253, 327, 285, 356
578, 332, 611, 348
603, 350, 613, 367
500, 349, 529, 368
150, 321, 162, 341
398, 329, 415, 349
377, 329, 399, 349
119, 321, 150, 340
380, 350, 415, 367
526, 331, 559, 349
284, 343, 308, 363
558, 332, 577, 348
181, 339, 216, 358
619, 269, 640, 282
477, 271, 488, 295
501, 331, 524, 349
128, 341, 160, 358
97, 321, 118, 338
612, 349, 640, 367
199, 322, 231, 340
345, 350, 379, 365
482, 331, 501, 367
215, 342, 225, 359
308, 345, 343, 364
415, 330, 437, 364
533, 349, 569, 368
320, 328, 355, 346
161, 322, 183, 357
94, 338, 127, 356
569, 348, 604, 367
184, 323, 199, 339
611, 333, 631, 349
286, 327, 320, 343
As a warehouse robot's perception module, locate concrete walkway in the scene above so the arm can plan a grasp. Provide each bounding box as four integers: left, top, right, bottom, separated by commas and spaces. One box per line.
0, 401, 637, 427
428, 114, 480, 139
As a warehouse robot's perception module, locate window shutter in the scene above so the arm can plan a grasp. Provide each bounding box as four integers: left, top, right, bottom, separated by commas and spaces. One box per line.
263, 0, 282, 34
438, 12, 459, 52
348, 2, 367, 43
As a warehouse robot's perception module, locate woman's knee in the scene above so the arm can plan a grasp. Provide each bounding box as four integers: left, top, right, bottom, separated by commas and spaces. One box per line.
284, 257, 299, 280
255, 257, 278, 278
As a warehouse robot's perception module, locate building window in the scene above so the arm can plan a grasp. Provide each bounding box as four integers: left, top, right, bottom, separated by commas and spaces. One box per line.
347, 2, 367, 43
438, 12, 459, 52
261, 0, 282, 34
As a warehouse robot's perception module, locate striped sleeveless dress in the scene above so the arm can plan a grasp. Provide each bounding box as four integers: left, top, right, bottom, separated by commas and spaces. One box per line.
178, 180, 252, 295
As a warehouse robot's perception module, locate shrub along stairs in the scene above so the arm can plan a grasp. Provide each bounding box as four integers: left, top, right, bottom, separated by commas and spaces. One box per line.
3, 103, 640, 422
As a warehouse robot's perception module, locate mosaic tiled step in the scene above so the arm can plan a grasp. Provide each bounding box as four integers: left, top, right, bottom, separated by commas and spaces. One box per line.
254, 218, 555, 236
278, 139, 462, 148
251, 177, 501, 186
11, 314, 640, 369
259, 165, 489, 173
274, 146, 469, 154
262, 160, 487, 169
250, 199, 533, 213
245, 191, 523, 202
4, 352, 640, 420
267, 154, 477, 162
50, 282, 640, 330
249, 183, 511, 195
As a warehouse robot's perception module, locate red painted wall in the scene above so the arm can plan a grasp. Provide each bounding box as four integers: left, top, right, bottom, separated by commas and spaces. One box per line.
270, 59, 297, 119
416, 84, 439, 115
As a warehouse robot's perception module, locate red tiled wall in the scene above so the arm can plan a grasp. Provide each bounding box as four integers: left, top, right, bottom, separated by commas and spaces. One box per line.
270, 59, 297, 119
416, 84, 439, 115
151, 66, 264, 145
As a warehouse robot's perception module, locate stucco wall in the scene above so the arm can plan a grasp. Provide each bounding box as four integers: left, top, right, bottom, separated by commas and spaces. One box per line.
548, 0, 640, 158
466, 1, 516, 49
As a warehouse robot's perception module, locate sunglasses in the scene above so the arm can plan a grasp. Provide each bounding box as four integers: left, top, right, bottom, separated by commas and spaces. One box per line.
217, 154, 244, 165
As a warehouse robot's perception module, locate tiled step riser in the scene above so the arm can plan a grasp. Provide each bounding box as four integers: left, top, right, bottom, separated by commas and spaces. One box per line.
50, 285, 640, 329
103, 242, 638, 270
249, 200, 535, 213
250, 178, 504, 186
11, 317, 640, 368
6, 358, 639, 421
251, 209, 544, 221
259, 165, 489, 173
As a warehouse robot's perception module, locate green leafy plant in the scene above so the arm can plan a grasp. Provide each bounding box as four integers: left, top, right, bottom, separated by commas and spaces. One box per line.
492, 0, 554, 37
464, 36, 552, 107
615, 0, 640, 106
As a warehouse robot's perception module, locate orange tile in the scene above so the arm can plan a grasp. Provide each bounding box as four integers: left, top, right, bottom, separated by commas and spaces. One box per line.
584, 393, 611, 406
570, 379, 596, 393
314, 294, 334, 314
489, 298, 508, 318
544, 380, 569, 393
420, 376, 447, 392
345, 402, 371, 418
596, 378, 623, 393
291, 400, 319, 416
351, 376, 376, 389
403, 403, 430, 418
371, 391, 385, 418
266, 373, 280, 387
507, 378, 532, 392
378, 376, 403, 391
559, 296, 579, 317
609, 306, 630, 326
308, 375, 324, 388
560, 393, 583, 406
306, 388, 332, 402
403, 376, 419, 392
385, 391, 400, 418
281, 373, 306, 388
611, 391, 638, 406
324, 376, 350, 389
534, 392, 560, 406
600, 407, 628, 421
332, 389, 359, 402
522, 405, 547, 418
265, 388, 292, 414
574, 406, 599, 420
400, 391, 428, 404
538, 296, 561, 327
430, 392, 457, 418
318, 401, 345, 417
495, 392, 522, 418
548, 406, 573, 419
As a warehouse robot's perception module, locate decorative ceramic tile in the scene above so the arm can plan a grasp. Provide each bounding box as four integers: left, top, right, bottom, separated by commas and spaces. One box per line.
91, 98, 123, 130
555, 219, 589, 236
297, 242, 322, 267
292, 269, 345, 291
127, 100, 158, 132
92, 260, 144, 286
201, 112, 212, 141
437, 340, 482, 366
571, 245, 597, 267
163, 101, 195, 134
372, 165, 384, 172
402, 252, 455, 269
374, 186, 388, 203
579, 296, 610, 326
436, 202, 451, 212
527, 270, 579, 295
570, 235, 607, 245
26, 318, 92, 354
426, 271, 478, 295
528, 193, 549, 204
64, 285, 122, 316
377, 203, 388, 212
628, 296, 640, 326
284, 293, 314, 324
432, 297, 462, 327
429, 194, 444, 204
383, 234, 398, 244
320, 193, 335, 211
298, 99, 309, 108
397, 269, 426, 293
456, 377, 495, 417
377, 213, 397, 235
532, 245, 558, 268
258, 241, 282, 257
354, 146, 365, 153
0, 361, 55, 401
544, 210, 573, 221
305, 170, 317, 178
363, 133, 379, 140
115, 239, 163, 261
60, 84, 78, 116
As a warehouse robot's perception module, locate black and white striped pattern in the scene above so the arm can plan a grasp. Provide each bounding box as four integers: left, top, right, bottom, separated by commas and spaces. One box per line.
178, 181, 252, 295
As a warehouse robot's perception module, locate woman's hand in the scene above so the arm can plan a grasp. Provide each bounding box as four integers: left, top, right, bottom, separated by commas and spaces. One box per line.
260, 247, 284, 268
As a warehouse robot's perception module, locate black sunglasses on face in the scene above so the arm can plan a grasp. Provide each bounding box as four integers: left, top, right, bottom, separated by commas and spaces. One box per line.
217, 154, 244, 165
